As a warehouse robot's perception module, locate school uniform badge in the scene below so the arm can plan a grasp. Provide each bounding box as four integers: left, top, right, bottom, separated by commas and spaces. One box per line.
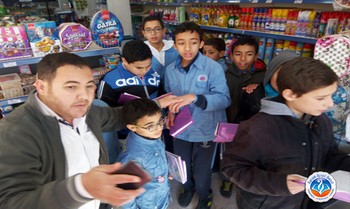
305, 171, 336, 202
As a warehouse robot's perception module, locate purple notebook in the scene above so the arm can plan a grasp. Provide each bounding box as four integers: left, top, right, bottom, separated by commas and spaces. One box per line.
331, 170, 350, 203
117, 92, 173, 105
213, 122, 239, 143
117, 93, 140, 105
170, 106, 194, 137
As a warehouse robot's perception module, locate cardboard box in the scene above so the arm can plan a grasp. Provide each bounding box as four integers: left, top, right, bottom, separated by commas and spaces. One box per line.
24, 21, 62, 57
59, 23, 92, 51
0, 26, 32, 60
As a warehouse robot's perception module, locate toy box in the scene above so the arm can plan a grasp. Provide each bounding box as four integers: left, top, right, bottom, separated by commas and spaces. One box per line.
24, 21, 62, 57
58, 22, 92, 51
90, 10, 124, 48
0, 26, 32, 60
0, 73, 23, 100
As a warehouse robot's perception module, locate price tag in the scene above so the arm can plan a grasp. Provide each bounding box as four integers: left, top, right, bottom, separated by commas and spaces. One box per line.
8, 98, 23, 105
266, 0, 272, 3
252, 0, 258, 3
19, 0, 32, 2
3, 62, 17, 68
294, 0, 303, 3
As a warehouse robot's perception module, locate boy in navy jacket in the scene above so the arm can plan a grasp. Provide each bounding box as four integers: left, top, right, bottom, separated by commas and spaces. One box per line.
222, 57, 350, 209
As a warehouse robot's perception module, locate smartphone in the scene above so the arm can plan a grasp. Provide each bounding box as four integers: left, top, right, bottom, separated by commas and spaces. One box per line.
114, 161, 152, 190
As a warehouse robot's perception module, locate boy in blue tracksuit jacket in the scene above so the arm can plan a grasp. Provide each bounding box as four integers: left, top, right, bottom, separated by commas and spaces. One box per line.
97, 40, 161, 108
142, 15, 178, 79
98, 40, 161, 139
164, 22, 231, 209
118, 98, 169, 209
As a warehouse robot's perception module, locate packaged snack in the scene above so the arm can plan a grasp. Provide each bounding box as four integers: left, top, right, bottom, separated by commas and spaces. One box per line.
0, 26, 32, 60
24, 21, 62, 57
58, 22, 92, 51
90, 10, 124, 48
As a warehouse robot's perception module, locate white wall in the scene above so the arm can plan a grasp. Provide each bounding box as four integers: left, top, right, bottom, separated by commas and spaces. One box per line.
107, 0, 133, 36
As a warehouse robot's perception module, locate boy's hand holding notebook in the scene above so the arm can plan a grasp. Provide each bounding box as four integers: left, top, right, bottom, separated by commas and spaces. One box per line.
213, 122, 239, 143
169, 106, 194, 137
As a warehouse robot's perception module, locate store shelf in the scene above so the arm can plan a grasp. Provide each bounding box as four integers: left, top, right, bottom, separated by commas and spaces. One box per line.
0, 46, 120, 69
0, 95, 28, 106
200, 25, 318, 44
130, 1, 184, 6
163, 20, 181, 25
131, 0, 332, 4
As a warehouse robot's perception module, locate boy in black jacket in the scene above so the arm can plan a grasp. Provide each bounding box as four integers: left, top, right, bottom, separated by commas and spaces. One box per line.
222, 57, 350, 209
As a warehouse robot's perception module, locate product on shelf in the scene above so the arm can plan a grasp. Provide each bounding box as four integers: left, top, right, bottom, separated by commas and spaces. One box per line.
335, 0, 350, 8
314, 33, 350, 77
90, 10, 124, 48
58, 22, 92, 52
24, 21, 62, 57
0, 73, 24, 100
0, 26, 32, 61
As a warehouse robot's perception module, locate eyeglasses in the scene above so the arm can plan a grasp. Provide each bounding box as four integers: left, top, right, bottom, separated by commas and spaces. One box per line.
134, 116, 166, 132
143, 27, 163, 34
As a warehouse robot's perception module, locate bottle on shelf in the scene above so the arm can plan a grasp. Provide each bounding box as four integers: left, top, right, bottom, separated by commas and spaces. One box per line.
264, 8, 272, 33
279, 9, 289, 34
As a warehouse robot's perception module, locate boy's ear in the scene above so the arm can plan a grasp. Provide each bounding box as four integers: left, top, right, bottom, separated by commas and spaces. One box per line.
121, 57, 128, 65
282, 89, 297, 101
127, 124, 137, 132
219, 50, 225, 58
199, 40, 204, 49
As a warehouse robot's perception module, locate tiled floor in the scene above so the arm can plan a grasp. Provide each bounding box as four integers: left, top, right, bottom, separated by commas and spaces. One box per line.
168, 173, 238, 209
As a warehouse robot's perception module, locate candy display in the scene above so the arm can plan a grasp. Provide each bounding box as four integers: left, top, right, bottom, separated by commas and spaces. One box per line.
90, 10, 124, 48
58, 22, 92, 51
0, 26, 32, 61
24, 21, 62, 57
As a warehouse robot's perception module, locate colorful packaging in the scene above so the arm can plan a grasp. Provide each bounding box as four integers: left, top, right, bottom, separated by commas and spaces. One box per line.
273, 39, 284, 56
258, 37, 266, 60
264, 38, 274, 64
0, 26, 32, 60
24, 21, 62, 57
90, 10, 124, 48
58, 23, 92, 51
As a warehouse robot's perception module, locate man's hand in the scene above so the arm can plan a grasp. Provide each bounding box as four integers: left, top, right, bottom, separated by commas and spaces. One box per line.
242, 84, 259, 94
168, 94, 196, 113
286, 174, 306, 195
157, 95, 183, 108
82, 163, 145, 206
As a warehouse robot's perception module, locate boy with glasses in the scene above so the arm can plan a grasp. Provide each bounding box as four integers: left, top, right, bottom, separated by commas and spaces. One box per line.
118, 98, 170, 209
142, 15, 178, 79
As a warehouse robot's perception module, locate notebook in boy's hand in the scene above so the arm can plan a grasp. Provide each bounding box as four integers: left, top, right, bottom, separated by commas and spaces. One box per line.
169, 106, 194, 137
117, 93, 140, 105
213, 122, 239, 143
165, 151, 187, 184
117, 92, 173, 105
331, 170, 350, 203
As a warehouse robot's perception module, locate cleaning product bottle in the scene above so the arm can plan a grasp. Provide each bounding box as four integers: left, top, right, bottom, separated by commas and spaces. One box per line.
228, 8, 235, 28
279, 9, 289, 34
317, 12, 328, 38
264, 9, 272, 32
